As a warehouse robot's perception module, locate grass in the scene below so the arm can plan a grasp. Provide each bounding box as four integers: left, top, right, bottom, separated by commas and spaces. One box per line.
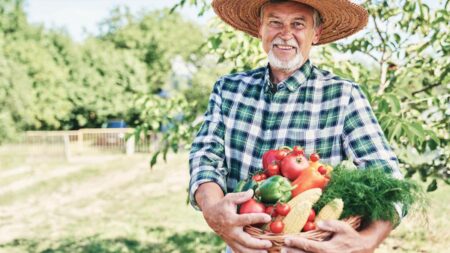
0, 157, 142, 205
2, 229, 224, 253
0, 152, 224, 253
378, 181, 450, 253
0, 150, 449, 253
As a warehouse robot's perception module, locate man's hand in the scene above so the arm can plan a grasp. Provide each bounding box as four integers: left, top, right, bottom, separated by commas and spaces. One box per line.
197, 184, 272, 253
281, 220, 393, 253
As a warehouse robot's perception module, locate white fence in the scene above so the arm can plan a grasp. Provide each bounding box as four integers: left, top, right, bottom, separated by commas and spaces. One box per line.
1, 129, 157, 161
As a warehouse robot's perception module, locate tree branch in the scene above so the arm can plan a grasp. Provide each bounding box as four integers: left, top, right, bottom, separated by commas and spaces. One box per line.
372, 16, 387, 63
412, 83, 443, 96
373, 16, 393, 96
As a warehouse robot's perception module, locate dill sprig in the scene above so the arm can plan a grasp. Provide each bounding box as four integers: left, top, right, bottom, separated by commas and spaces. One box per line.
313, 163, 422, 224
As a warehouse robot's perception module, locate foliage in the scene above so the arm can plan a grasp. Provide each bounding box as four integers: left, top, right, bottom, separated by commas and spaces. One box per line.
0, 1, 206, 140
315, 0, 450, 189
165, 0, 449, 189
133, 94, 202, 167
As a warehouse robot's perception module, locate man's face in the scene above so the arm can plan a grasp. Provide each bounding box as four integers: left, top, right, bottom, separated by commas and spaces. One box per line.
258, 1, 322, 72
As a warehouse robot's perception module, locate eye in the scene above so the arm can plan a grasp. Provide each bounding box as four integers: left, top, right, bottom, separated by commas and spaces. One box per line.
269, 20, 282, 27
292, 22, 305, 29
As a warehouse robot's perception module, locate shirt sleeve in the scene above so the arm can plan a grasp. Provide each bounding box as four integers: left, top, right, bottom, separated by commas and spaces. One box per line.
342, 84, 405, 224
342, 84, 403, 178
188, 78, 228, 210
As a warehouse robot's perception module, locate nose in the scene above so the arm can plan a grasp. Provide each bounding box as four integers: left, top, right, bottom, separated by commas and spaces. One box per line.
279, 25, 294, 41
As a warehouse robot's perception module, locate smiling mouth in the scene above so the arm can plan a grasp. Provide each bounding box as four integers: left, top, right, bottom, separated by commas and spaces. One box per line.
274, 45, 297, 51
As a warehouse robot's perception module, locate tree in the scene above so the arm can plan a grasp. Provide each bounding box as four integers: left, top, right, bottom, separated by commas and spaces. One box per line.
0, 2, 207, 142
146, 0, 449, 189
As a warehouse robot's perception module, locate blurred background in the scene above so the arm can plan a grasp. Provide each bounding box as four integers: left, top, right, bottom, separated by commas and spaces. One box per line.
0, 0, 448, 252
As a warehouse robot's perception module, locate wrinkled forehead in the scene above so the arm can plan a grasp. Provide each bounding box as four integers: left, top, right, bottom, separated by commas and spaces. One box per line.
260, 1, 315, 19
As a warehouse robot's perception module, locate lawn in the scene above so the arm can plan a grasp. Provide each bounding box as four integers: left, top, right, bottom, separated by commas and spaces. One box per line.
0, 151, 448, 253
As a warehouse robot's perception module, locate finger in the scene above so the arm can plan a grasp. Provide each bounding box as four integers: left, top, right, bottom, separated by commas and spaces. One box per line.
316, 220, 353, 233
235, 213, 271, 226
233, 229, 272, 249
284, 237, 324, 253
227, 189, 254, 204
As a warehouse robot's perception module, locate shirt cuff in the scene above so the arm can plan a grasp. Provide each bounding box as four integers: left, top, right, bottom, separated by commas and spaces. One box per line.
189, 169, 228, 211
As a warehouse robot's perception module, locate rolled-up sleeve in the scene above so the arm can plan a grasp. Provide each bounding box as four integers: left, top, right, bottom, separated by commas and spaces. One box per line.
189, 79, 229, 210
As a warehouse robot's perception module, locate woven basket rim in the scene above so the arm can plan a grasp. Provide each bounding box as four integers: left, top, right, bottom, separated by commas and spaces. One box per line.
244, 216, 361, 251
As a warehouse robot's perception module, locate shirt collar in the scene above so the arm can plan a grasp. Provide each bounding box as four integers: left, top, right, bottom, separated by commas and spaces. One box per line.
264, 60, 312, 93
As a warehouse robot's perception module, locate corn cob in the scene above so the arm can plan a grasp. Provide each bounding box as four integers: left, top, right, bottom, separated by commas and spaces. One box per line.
315, 198, 344, 223
283, 201, 312, 234
287, 188, 322, 209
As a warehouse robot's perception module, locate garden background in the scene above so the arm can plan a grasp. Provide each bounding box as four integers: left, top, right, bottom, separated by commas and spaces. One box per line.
0, 0, 448, 252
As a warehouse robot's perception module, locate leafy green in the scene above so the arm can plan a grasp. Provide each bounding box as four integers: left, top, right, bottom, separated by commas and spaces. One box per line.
313, 163, 423, 225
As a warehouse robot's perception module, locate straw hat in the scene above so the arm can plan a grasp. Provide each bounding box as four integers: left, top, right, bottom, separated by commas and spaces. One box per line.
212, 0, 368, 45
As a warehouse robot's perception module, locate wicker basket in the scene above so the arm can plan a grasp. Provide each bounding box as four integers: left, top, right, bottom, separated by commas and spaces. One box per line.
244, 216, 361, 253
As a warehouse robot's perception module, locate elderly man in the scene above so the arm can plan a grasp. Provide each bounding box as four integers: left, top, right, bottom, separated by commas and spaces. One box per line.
189, 0, 402, 252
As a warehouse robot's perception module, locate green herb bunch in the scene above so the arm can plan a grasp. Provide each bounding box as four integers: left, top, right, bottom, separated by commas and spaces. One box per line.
313, 163, 422, 225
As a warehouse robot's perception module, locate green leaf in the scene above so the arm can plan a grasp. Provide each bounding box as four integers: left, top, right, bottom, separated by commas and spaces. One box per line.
408, 122, 426, 142
426, 130, 441, 146
390, 122, 403, 142
395, 88, 412, 99
426, 179, 438, 192
394, 33, 401, 43
150, 151, 160, 168
384, 94, 401, 113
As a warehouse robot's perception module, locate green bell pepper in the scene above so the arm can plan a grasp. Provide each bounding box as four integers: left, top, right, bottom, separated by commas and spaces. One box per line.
256, 175, 293, 204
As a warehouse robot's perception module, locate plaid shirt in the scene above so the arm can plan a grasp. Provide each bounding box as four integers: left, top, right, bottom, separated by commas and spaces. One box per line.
189, 60, 401, 209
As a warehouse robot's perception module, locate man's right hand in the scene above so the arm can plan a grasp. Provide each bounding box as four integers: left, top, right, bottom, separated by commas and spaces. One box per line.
201, 189, 273, 253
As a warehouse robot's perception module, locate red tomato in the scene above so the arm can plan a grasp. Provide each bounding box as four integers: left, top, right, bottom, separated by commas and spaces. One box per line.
280, 153, 309, 181
266, 163, 280, 177
275, 149, 290, 160
302, 221, 316, 232
310, 153, 320, 162
265, 206, 277, 217
275, 203, 291, 216
292, 146, 304, 155
239, 199, 266, 214
270, 221, 285, 234
307, 209, 316, 222
259, 173, 267, 180
262, 150, 279, 170
317, 166, 327, 175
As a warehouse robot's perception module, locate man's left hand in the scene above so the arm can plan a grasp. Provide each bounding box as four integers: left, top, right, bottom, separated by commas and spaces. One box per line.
281, 220, 378, 253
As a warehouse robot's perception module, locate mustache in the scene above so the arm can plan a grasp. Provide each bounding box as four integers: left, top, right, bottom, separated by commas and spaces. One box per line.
271, 37, 298, 48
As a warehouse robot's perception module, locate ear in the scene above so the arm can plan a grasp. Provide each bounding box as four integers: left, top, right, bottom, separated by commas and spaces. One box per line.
312, 25, 323, 45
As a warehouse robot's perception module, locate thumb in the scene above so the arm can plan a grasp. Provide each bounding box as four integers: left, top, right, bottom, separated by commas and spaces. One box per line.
317, 219, 352, 233
227, 189, 254, 204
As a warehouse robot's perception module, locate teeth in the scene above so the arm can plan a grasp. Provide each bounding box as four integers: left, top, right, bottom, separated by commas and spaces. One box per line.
276, 45, 295, 50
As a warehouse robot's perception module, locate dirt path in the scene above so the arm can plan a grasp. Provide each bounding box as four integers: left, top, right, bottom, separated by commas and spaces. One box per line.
0, 166, 32, 180
0, 155, 120, 196
0, 155, 150, 243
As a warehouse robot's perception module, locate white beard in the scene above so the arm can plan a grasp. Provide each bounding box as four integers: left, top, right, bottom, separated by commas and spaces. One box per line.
267, 38, 304, 73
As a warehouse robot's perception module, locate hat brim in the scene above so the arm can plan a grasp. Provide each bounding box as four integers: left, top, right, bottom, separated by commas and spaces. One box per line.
212, 0, 368, 45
